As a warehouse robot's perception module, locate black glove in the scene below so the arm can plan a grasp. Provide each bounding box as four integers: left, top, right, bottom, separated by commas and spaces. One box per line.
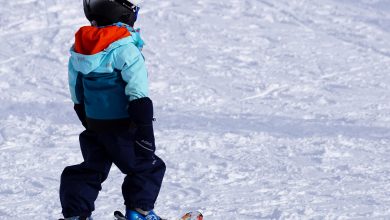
128, 97, 155, 153
74, 104, 88, 129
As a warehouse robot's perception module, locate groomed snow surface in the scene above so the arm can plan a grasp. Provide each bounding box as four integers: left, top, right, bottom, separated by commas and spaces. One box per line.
1, 0, 390, 219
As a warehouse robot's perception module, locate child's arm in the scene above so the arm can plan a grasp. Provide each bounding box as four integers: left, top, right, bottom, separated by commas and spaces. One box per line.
68, 61, 87, 128
120, 44, 155, 152
68, 60, 84, 104
120, 44, 149, 101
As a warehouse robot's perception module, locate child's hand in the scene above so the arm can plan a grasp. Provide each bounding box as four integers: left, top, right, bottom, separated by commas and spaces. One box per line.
128, 97, 156, 154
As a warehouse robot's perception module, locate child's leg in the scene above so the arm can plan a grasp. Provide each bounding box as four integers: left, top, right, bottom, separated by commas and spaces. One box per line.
100, 129, 166, 211
60, 130, 112, 218
121, 153, 166, 211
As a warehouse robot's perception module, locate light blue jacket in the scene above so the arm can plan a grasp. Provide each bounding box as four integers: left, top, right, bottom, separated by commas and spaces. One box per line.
68, 23, 148, 120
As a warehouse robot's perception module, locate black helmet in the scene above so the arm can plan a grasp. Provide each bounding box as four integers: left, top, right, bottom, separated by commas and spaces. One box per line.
83, 0, 140, 26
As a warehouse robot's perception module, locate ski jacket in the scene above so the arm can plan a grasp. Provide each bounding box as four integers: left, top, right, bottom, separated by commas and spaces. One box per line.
68, 23, 148, 131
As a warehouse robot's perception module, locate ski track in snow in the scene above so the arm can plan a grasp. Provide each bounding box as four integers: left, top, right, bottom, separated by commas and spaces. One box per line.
1, 0, 390, 219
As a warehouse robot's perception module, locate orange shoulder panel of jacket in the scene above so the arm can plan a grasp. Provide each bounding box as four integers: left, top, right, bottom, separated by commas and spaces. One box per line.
74, 25, 131, 55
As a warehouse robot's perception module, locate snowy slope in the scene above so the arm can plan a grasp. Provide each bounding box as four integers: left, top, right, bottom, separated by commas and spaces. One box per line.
1, 0, 390, 219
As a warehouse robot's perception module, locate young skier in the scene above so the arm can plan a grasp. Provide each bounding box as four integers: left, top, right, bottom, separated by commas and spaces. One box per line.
59, 0, 166, 219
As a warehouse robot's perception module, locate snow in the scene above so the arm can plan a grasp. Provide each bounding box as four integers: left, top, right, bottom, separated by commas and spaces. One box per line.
1, 0, 390, 219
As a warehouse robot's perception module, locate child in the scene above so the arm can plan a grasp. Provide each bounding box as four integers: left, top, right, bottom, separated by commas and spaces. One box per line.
59, 0, 166, 219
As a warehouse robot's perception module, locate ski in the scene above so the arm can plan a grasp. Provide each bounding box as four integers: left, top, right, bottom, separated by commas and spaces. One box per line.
180, 211, 203, 220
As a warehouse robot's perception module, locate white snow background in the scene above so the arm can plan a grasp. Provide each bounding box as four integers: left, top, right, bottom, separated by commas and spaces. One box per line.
1, 0, 390, 219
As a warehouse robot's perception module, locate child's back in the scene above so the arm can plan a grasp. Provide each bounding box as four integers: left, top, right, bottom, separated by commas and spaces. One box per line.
69, 24, 147, 131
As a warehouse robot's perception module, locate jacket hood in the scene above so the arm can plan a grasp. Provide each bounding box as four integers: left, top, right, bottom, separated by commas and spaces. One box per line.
74, 25, 131, 55
69, 24, 144, 74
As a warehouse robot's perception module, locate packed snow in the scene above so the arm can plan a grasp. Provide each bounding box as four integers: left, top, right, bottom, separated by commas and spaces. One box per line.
1, 0, 390, 219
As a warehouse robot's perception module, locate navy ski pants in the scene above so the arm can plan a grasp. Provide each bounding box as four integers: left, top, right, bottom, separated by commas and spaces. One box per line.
60, 129, 166, 218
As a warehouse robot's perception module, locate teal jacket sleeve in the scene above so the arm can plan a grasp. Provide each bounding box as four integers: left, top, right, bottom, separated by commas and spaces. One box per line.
68, 59, 84, 104
119, 44, 149, 101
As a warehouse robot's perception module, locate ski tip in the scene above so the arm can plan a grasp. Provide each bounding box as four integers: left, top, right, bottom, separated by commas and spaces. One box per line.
114, 210, 126, 220
180, 211, 203, 220
114, 210, 123, 216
